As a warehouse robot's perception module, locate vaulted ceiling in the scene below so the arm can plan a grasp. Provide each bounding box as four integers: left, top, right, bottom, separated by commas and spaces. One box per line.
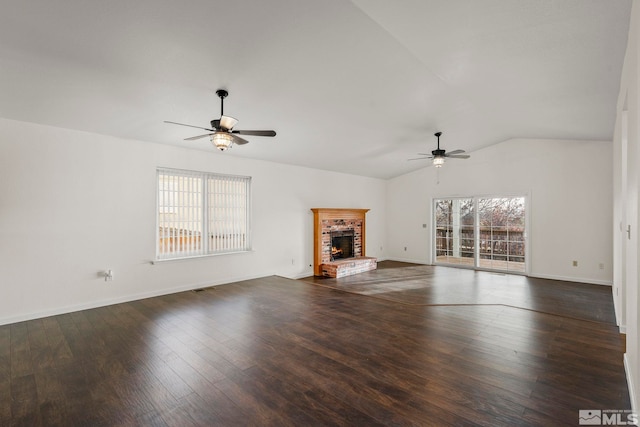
0, 0, 632, 179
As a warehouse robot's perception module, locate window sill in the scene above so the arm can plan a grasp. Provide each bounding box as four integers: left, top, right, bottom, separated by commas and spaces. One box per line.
151, 250, 254, 264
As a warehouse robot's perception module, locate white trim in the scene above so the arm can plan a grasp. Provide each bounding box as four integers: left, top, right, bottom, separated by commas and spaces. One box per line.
527, 273, 612, 287
289, 270, 318, 279
382, 262, 612, 286
614, 291, 626, 331
524, 191, 532, 276
625, 353, 638, 416
387, 257, 430, 265
0, 272, 269, 327
151, 249, 255, 264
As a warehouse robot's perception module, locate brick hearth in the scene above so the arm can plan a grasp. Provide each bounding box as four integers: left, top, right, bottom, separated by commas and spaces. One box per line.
321, 257, 378, 278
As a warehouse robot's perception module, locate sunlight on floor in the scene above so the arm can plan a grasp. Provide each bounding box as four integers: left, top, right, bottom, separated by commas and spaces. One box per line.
435, 256, 525, 272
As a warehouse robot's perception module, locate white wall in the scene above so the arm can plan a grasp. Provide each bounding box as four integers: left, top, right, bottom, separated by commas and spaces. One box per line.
0, 117, 387, 325
613, 0, 639, 414
387, 137, 613, 285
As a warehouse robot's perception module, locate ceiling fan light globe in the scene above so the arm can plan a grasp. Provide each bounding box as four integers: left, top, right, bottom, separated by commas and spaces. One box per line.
433, 156, 445, 168
219, 115, 238, 130
211, 132, 234, 151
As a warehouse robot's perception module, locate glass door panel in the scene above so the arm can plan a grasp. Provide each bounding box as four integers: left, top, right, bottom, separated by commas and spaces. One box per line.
434, 198, 474, 266
478, 197, 526, 272
435, 196, 526, 273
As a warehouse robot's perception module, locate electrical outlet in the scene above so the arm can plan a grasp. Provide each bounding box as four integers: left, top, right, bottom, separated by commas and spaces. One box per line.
599, 263, 604, 270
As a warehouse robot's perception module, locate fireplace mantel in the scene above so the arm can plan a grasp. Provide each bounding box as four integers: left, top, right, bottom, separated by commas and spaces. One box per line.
311, 208, 370, 276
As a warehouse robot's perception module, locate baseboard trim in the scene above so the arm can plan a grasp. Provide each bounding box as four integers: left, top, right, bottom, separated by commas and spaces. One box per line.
383, 261, 611, 286
290, 271, 315, 279
527, 273, 612, 287
624, 353, 638, 415
385, 257, 429, 265
0, 273, 270, 326
615, 298, 627, 333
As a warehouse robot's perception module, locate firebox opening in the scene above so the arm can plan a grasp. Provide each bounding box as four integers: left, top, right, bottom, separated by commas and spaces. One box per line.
331, 229, 355, 261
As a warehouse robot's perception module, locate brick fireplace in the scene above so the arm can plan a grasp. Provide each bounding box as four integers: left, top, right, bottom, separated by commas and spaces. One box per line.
311, 208, 377, 277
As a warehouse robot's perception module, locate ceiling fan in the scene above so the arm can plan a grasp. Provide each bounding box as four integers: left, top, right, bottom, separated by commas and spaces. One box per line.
410, 131, 470, 167
164, 89, 276, 151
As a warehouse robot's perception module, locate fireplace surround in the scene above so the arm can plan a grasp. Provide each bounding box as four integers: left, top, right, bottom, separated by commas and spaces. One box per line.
311, 208, 376, 277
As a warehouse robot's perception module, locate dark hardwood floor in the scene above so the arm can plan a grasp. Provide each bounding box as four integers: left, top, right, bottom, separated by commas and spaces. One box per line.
0, 262, 629, 426
300, 262, 618, 323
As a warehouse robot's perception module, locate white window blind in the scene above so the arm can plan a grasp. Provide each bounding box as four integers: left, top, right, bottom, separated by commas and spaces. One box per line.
157, 168, 251, 260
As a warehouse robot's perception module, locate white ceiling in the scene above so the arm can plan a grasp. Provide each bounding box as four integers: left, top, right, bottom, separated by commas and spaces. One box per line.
0, 0, 632, 179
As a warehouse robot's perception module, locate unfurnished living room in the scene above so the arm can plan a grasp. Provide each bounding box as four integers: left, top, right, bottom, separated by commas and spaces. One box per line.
1, 1, 639, 426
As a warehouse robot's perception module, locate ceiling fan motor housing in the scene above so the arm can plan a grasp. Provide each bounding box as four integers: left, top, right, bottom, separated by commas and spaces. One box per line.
432, 149, 446, 157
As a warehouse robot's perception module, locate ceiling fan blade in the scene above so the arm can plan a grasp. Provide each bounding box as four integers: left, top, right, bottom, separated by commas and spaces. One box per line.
446, 154, 471, 159
408, 157, 430, 161
184, 133, 213, 141
446, 149, 466, 156
220, 115, 238, 130
231, 134, 250, 145
164, 120, 214, 132
232, 129, 276, 137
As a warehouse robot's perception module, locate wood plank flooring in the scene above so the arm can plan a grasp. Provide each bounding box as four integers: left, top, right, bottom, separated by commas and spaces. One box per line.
300, 262, 617, 323
0, 262, 629, 426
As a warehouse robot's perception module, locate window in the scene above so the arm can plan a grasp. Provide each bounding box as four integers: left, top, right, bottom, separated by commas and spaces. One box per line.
434, 196, 526, 273
157, 168, 251, 260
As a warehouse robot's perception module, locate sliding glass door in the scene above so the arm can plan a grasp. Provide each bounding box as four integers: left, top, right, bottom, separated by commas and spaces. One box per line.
434, 196, 527, 273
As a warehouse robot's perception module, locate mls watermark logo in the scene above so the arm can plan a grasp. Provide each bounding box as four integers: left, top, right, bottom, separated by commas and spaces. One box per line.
580, 410, 602, 425
579, 409, 638, 425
